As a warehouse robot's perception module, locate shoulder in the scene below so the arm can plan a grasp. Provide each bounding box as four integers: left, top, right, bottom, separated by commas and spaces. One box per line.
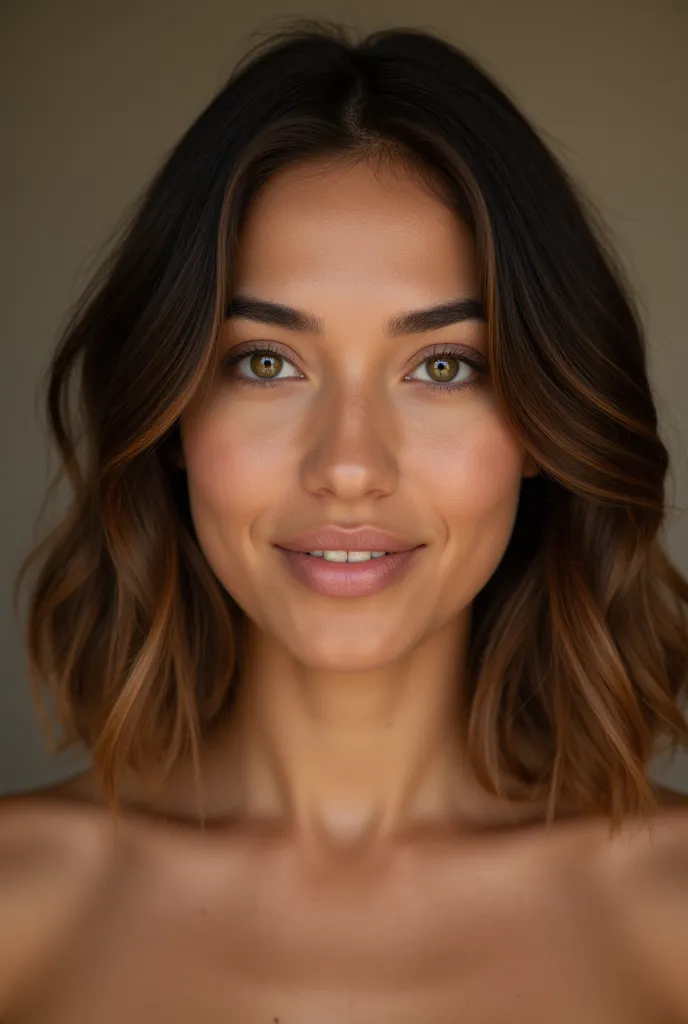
0, 774, 115, 1015
600, 784, 688, 1022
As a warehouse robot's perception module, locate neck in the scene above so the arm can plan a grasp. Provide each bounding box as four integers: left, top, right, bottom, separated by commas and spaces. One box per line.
193, 609, 517, 856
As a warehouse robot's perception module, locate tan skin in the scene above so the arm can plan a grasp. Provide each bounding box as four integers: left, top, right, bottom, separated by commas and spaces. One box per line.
2, 155, 688, 1022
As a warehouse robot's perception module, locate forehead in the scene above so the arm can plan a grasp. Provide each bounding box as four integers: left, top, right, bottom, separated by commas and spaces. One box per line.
233, 157, 480, 299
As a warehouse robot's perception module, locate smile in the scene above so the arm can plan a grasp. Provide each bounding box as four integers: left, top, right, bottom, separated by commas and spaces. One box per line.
275, 546, 424, 597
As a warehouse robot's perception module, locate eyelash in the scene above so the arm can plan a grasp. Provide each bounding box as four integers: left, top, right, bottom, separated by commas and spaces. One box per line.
221, 341, 489, 394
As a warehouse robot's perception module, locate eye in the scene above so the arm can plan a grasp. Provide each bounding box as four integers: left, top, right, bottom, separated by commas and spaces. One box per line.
405, 344, 488, 392
221, 343, 303, 387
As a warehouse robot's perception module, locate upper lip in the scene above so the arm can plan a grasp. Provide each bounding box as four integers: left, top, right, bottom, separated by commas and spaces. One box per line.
275, 526, 424, 554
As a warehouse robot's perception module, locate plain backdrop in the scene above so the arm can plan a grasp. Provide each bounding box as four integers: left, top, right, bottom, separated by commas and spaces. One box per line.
2, 0, 687, 794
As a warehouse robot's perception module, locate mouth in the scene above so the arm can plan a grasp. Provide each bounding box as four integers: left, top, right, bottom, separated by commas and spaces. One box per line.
274, 545, 425, 597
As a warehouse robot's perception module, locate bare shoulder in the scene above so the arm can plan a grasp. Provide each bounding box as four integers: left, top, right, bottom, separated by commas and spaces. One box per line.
599, 784, 688, 1022
607, 783, 688, 875
0, 772, 115, 1015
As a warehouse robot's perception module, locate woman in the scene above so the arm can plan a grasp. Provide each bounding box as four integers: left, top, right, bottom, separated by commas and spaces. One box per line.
3, 19, 688, 1023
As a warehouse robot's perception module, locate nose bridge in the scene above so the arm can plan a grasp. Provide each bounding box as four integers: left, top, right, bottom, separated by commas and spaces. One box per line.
300, 373, 399, 499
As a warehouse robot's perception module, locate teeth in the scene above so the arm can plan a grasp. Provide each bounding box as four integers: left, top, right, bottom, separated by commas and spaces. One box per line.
323, 550, 348, 562
306, 550, 390, 561
347, 551, 374, 563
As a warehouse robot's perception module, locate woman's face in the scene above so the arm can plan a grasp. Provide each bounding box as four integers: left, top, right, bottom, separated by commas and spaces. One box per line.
180, 156, 536, 669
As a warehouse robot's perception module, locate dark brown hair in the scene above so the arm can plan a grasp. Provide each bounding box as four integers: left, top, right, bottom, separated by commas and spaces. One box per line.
16, 19, 688, 827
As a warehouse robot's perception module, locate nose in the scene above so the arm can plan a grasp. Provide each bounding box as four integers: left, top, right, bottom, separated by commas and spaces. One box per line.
299, 379, 399, 501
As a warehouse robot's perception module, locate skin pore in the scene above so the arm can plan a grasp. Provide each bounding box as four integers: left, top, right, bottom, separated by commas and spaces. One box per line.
174, 153, 542, 859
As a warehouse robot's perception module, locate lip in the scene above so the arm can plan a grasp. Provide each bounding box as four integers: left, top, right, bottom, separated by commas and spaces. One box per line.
275, 525, 422, 554
277, 547, 422, 598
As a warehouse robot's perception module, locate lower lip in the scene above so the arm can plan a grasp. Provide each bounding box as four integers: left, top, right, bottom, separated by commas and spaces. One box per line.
275, 548, 423, 598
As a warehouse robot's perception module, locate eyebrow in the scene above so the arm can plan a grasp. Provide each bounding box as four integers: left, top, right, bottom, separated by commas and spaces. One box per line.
225, 295, 485, 338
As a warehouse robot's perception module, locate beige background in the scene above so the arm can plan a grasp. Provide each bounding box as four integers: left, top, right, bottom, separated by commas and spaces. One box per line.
2, 0, 687, 794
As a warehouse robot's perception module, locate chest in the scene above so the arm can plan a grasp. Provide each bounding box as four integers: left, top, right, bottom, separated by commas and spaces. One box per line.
16, 845, 666, 1024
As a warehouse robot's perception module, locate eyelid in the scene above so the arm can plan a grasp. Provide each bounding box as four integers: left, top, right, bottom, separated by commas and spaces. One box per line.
221, 341, 304, 376
221, 339, 489, 399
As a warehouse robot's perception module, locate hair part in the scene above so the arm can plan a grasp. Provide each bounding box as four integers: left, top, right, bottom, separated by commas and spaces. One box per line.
16, 19, 688, 829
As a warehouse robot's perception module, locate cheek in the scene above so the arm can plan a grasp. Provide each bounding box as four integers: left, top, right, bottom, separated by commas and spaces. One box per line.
179, 399, 295, 578
408, 406, 526, 593
179, 388, 527, 621
182, 399, 293, 507
409, 400, 525, 514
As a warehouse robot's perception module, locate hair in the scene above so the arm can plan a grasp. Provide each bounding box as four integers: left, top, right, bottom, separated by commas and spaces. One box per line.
16, 18, 688, 829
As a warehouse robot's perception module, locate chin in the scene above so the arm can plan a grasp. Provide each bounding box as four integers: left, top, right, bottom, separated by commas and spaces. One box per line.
280, 624, 411, 673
